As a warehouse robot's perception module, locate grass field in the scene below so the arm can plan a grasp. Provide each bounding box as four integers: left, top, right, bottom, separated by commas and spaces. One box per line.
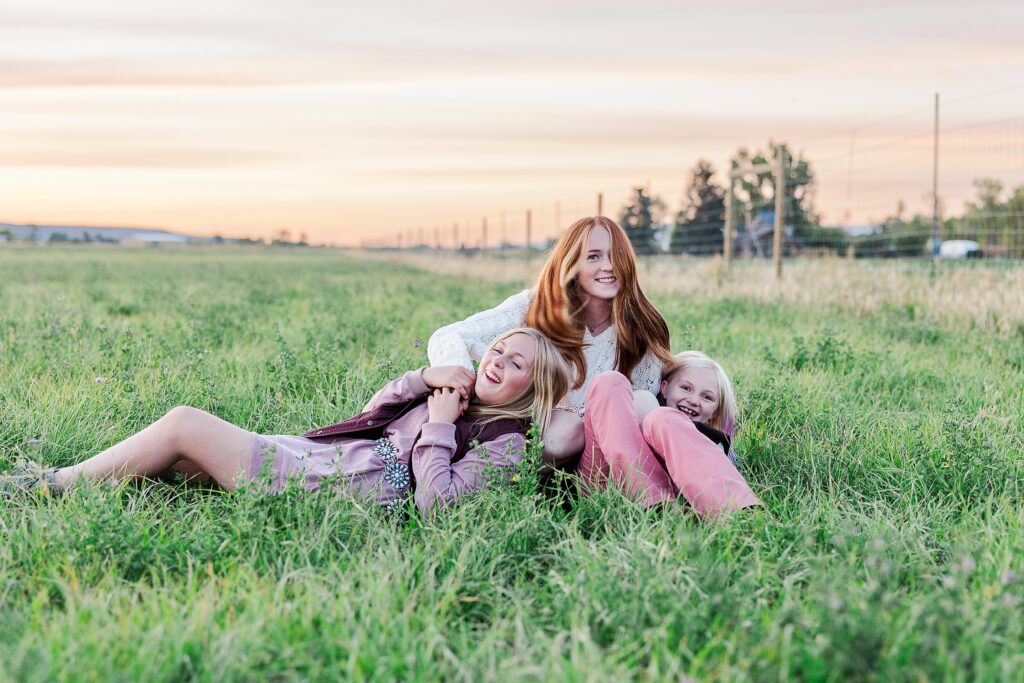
1, 246, 1023, 682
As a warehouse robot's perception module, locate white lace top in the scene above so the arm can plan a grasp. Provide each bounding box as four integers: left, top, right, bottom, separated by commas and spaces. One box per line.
427, 289, 664, 417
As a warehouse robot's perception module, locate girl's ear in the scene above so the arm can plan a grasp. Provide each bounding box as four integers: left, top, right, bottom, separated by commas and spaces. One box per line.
659, 378, 668, 395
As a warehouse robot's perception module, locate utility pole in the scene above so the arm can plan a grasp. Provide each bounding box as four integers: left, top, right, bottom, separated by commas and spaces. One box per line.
723, 180, 733, 272
931, 92, 941, 262
597, 193, 603, 216
481, 217, 487, 251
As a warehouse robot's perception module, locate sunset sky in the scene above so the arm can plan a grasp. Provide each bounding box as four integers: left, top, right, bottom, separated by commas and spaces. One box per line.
2, 0, 1022, 245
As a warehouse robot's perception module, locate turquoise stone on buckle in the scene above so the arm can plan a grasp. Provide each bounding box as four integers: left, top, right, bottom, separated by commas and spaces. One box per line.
374, 437, 410, 493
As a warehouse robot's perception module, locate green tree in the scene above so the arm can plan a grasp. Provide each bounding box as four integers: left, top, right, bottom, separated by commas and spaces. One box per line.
854, 200, 931, 258
619, 186, 664, 255
957, 178, 1024, 257
883, 214, 930, 257
1006, 186, 1024, 258
671, 160, 725, 255
730, 142, 819, 250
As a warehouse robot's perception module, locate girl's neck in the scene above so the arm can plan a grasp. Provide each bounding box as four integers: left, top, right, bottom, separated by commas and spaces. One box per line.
583, 297, 614, 335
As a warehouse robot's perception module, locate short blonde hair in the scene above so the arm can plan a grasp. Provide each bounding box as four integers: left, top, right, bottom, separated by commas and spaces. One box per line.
662, 350, 738, 436
465, 327, 571, 435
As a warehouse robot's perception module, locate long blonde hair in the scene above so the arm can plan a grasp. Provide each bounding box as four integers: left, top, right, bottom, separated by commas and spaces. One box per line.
526, 216, 673, 388
663, 350, 738, 436
464, 327, 571, 435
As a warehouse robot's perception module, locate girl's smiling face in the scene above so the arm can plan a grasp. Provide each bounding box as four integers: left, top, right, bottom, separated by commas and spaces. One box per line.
575, 226, 620, 301
475, 333, 537, 404
660, 365, 721, 424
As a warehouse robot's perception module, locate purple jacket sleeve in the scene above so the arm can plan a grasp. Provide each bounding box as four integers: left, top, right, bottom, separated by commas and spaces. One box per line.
361, 367, 431, 413
410, 422, 526, 516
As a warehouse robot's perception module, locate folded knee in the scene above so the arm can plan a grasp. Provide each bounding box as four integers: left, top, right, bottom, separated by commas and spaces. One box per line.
586, 371, 630, 403
161, 406, 207, 446
641, 407, 695, 441
165, 405, 205, 423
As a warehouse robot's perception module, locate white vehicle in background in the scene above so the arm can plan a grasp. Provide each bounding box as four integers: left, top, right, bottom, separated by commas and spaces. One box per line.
939, 240, 981, 259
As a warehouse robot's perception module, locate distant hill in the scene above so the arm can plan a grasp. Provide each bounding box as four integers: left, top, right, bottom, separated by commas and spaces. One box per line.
0, 222, 209, 244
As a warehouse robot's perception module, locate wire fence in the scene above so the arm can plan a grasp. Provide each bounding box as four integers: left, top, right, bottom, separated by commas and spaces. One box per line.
363, 86, 1024, 263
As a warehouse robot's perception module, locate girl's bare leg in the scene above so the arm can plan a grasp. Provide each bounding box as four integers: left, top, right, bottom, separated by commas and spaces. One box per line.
541, 409, 584, 470
52, 406, 253, 491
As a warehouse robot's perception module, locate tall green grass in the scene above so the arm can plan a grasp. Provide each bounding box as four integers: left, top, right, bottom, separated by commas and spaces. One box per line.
1, 247, 1022, 681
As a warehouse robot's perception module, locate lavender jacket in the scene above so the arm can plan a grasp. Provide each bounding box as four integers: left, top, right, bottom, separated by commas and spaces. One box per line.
304, 368, 529, 515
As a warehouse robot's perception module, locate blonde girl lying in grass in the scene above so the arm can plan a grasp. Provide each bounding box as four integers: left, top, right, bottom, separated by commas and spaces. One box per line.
3, 328, 570, 517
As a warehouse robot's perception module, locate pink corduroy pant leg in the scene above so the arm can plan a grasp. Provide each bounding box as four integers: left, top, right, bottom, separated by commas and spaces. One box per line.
641, 407, 760, 518
578, 372, 677, 507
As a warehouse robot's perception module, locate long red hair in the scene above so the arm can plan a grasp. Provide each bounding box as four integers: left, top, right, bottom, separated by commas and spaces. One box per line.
525, 216, 673, 388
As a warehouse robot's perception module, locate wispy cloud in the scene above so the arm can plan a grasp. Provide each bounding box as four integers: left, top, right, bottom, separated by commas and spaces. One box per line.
1, 122, 288, 168
1, 146, 282, 169
0, 59, 310, 89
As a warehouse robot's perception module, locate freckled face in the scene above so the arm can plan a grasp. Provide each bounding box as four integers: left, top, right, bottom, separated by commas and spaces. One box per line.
660, 366, 721, 423
575, 226, 620, 300
475, 333, 537, 404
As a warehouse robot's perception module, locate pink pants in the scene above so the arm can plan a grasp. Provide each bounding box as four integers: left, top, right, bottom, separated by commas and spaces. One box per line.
578, 371, 760, 518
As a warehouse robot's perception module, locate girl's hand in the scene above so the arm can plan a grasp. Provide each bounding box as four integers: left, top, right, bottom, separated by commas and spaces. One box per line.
427, 387, 468, 424
423, 366, 476, 399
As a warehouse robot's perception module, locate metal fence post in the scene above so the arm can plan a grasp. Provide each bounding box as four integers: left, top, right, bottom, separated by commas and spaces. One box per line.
526, 209, 532, 256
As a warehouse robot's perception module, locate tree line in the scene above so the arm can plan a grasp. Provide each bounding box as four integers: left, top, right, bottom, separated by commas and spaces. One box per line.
618, 142, 1024, 259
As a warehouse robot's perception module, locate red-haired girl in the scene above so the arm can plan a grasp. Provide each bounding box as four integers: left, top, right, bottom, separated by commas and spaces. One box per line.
428, 216, 675, 467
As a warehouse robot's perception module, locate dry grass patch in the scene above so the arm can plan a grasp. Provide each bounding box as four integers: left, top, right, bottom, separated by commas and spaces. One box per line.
362, 251, 1024, 334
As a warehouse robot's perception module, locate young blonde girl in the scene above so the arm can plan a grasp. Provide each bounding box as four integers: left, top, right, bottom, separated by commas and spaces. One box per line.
578, 351, 759, 518
654, 350, 739, 462
5, 328, 570, 517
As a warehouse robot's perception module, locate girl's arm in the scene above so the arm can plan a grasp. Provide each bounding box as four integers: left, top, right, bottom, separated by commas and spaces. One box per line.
410, 426, 526, 516
630, 349, 666, 394
426, 289, 534, 369
361, 367, 432, 413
